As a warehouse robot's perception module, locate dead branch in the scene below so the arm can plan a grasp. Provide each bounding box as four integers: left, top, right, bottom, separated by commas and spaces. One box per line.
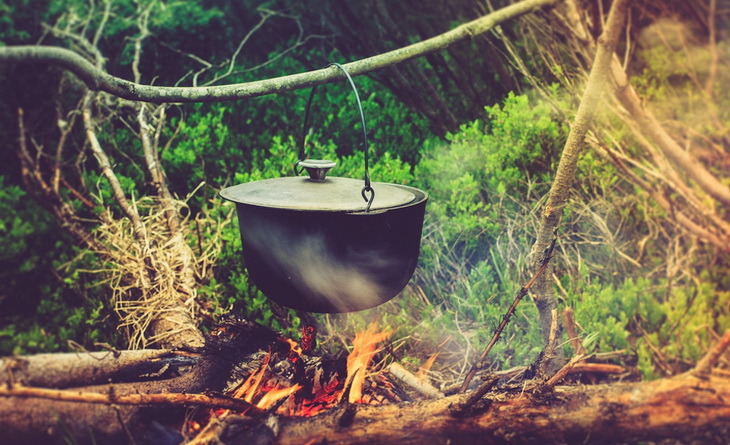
17, 107, 99, 249
0, 0, 561, 103
387, 362, 444, 399
459, 234, 557, 393
0, 385, 264, 414
530, 0, 629, 343
82, 92, 146, 237
693, 329, 730, 379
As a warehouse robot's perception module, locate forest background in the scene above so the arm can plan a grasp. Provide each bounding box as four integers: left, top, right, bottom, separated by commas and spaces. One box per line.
0, 0, 728, 386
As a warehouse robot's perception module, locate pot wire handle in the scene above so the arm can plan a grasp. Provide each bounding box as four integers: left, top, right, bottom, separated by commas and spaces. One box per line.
299, 62, 374, 211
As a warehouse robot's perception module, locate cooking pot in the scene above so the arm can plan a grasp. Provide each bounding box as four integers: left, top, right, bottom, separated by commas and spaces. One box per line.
220, 64, 428, 313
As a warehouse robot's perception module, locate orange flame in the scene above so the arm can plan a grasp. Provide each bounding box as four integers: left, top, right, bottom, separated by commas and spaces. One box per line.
341, 322, 391, 403
226, 353, 302, 411
257, 383, 302, 410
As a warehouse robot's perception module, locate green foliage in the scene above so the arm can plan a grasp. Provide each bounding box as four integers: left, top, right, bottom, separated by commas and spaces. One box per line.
566, 272, 730, 379
0, 178, 118, 355
401, 90, 568, 368
416, 91, 565, 247
163, 104, 232, 196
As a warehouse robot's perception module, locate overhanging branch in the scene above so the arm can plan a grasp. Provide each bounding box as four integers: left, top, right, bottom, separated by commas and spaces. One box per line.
0, 0, 561, 103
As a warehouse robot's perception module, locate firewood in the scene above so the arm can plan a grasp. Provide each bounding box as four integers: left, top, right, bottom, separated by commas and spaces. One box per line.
0, 315, 289, 444
0, 349, 196, 388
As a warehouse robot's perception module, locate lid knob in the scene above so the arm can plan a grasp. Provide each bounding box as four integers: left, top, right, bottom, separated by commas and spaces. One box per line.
297, 159, 337, 181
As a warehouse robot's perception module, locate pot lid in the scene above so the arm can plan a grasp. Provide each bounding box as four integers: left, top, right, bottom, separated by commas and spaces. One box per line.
220, 176, 416, 212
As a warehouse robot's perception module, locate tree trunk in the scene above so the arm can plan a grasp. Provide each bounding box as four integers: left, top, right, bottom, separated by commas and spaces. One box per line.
274, 373, 730, 445
530, 0, 628, 345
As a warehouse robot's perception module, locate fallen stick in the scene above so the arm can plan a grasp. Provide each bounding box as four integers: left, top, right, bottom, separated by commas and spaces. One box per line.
0, 384, 265, 414
387, 363, 444, 399
693, 329, 730, 379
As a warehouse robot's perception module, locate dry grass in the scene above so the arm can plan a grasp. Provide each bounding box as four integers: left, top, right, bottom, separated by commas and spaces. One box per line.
90, 197, 225, 349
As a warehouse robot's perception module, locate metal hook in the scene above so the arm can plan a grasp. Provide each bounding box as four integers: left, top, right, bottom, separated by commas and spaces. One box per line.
361, 186, 375, 212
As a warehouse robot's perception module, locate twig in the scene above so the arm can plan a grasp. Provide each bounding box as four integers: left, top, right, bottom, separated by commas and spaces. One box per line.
459, 235, 557, 393
0, 385, 266, 415
563, 307, 587, 355
544, 354, 586, 388
387, 363, 444, 399
451, 375, 500, 415
693, 329, 730, 379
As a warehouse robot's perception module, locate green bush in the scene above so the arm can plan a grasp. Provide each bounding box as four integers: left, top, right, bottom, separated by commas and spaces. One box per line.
566, 272, 730, 379
0, 178, 118, 355
389, 89, 569, 368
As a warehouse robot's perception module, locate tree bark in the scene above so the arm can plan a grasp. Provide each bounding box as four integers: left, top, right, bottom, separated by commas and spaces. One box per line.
0, 349, 183, 388
0, 0, 561, 103
274, 373, 730, 445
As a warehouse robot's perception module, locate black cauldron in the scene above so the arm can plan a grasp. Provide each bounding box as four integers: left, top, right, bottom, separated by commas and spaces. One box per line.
220, 64, 428, 313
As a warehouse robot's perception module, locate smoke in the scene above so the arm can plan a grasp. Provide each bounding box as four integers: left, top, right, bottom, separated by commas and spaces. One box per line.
243, 215, 395, 313
635, 17, 727, 129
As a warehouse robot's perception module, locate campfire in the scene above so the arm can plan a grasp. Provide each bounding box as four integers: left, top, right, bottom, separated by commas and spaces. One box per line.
182, 318, 404, 441
2, 312, 730, 444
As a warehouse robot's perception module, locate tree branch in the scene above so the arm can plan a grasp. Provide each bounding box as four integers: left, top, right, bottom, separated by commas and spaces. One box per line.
609, 59, 730, 207
0, 0, 561, 103
82, 92, 146, 238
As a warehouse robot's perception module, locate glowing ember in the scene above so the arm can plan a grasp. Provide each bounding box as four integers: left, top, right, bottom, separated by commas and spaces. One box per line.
341, 322, 392, 403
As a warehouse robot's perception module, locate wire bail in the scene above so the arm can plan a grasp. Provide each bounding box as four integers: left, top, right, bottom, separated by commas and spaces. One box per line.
299, 62, 373, 210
